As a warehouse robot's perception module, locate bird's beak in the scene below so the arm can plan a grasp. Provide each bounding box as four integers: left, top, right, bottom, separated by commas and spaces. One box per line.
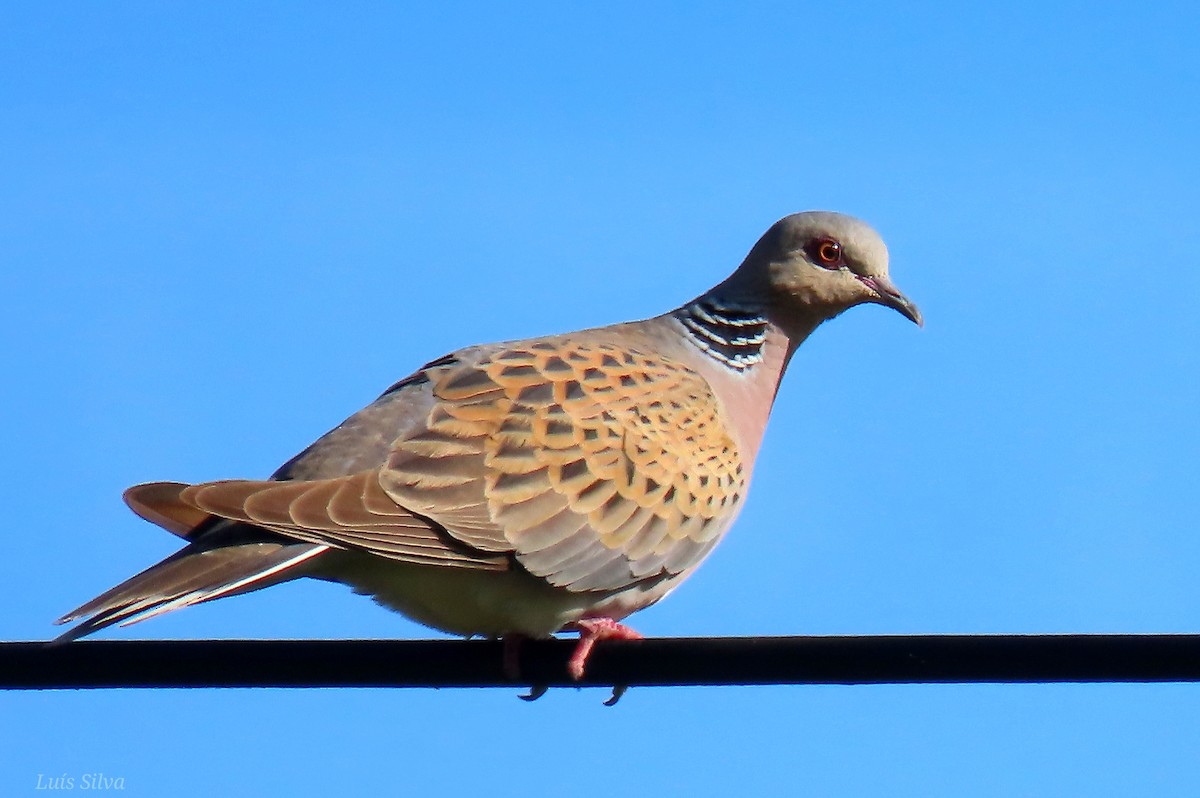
858, 274, 923, 327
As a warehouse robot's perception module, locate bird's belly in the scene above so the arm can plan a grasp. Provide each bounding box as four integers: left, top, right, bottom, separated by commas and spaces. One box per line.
313, 552, 674, 638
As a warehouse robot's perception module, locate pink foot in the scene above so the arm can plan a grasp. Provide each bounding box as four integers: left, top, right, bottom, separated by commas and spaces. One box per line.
565, 618, 643, 680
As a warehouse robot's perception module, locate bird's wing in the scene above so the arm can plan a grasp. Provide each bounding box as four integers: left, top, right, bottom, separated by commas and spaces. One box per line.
170, 334, 748, 592
159, 471, 509, 570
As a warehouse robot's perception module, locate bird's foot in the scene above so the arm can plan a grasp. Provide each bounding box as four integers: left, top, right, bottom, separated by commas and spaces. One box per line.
502, 633, 550, 700
564, 617, 643, 680
501, 633, 528, 682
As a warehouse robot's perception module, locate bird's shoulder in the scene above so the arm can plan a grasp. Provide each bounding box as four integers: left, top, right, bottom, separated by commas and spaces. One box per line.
278, 318, 729, 479
266, 322, 748, 591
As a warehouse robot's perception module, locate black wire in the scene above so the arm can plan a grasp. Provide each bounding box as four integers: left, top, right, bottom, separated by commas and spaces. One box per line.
4, 635, 1200, 690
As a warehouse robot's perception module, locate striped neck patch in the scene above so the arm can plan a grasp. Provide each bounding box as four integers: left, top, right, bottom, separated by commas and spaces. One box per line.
674, 298, 768, 371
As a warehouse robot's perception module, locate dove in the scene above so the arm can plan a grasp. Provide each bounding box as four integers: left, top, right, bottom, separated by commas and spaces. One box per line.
57, 211, 921, 681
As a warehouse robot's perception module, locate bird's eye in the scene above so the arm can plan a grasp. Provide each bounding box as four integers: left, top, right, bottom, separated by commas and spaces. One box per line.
805, 238, 844, 269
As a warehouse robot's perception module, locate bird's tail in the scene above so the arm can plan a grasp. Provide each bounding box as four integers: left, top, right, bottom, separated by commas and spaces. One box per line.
54, 535, 327, 643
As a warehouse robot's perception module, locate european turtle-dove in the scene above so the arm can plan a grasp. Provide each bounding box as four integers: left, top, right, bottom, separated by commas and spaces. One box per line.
57, 211, 921, 680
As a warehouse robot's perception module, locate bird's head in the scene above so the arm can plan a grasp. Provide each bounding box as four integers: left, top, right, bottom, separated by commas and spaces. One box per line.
728, 211, 922, 328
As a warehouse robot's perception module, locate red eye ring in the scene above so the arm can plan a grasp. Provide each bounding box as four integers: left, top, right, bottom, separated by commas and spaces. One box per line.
805, 237, 844, 269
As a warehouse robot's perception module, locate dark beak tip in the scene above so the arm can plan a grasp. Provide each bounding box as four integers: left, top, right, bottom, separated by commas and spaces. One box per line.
858, 274, 921, 328
878, 291, 923, 328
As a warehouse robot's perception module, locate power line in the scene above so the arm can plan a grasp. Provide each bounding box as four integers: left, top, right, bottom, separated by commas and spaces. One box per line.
4, 635, 1200, 692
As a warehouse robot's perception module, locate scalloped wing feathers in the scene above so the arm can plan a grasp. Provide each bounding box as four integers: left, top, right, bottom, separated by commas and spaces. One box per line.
160, 334, 748, 593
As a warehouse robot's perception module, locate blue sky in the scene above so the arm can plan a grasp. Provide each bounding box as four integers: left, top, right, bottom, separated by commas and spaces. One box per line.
3, 2, 1200, 794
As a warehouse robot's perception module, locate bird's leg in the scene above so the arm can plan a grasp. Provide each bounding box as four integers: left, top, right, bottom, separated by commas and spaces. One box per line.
502, 634, 550, 701
501, 633, 526, 681
564, 617, 643, 680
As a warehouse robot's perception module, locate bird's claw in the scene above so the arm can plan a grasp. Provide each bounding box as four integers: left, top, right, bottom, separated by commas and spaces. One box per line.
517, 684, 549, 702
603, 684, 629, 706
516, 683, 628, 705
